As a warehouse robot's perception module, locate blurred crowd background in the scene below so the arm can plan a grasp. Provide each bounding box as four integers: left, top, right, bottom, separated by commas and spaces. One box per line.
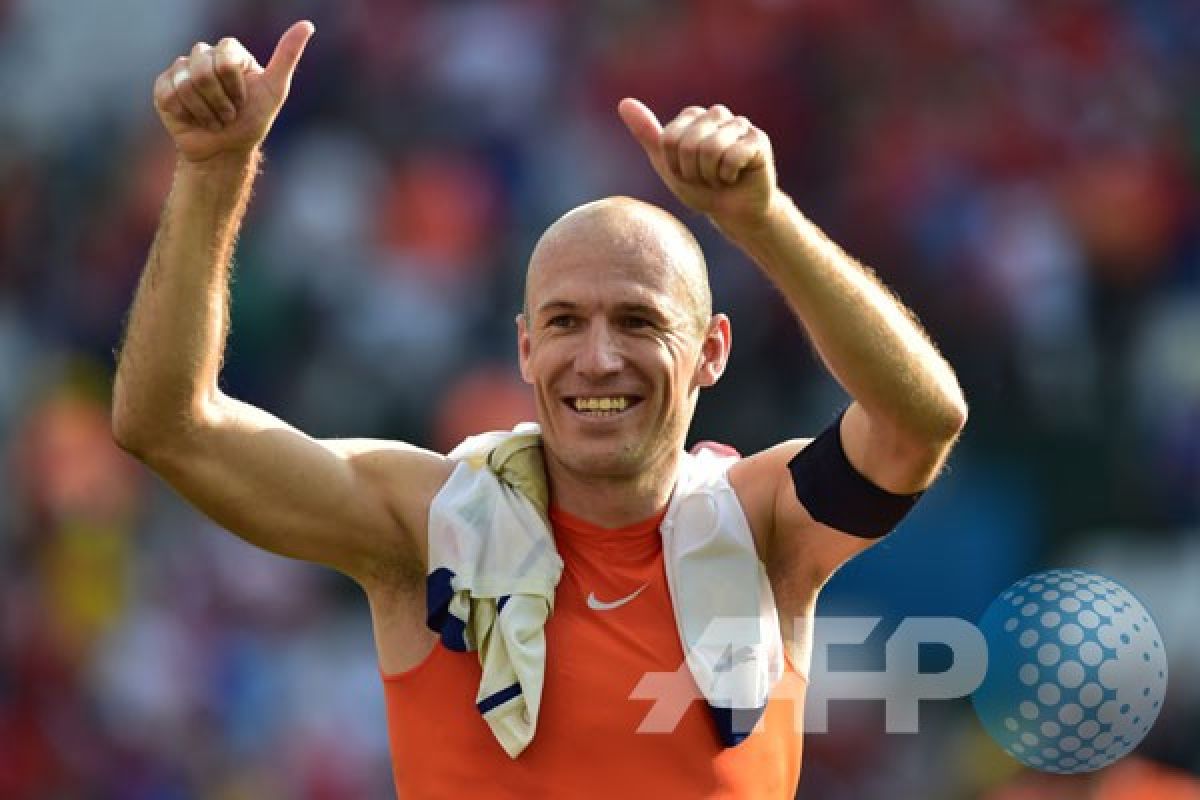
1, 0, 1197, 797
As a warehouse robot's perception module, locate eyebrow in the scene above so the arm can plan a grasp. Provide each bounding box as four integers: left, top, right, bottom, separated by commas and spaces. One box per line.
534, 300, 673, 323
534, 300, 579, 315
616, 303, 672, 323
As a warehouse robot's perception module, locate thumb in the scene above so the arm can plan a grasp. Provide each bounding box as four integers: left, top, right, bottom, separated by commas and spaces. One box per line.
264, 20, 315, 96
618, 97, 665, 165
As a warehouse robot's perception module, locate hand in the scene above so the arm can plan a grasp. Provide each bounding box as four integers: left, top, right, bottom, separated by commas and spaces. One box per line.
154, 20, 315, 164
619, 98, 778, 231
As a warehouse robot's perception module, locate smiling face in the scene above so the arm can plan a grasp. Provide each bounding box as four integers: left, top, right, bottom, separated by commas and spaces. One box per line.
518, 197, 730, 488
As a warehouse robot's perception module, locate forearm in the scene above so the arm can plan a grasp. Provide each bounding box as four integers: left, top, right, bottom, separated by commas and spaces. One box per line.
112, 151, 261, 449
717, 191, 966, 442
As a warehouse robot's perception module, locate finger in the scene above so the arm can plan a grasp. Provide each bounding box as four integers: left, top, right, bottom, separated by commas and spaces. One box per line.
717, 129, 769, 184
171, 57, 221, 131
698, 117, 751, 186
675, 109, 731, 184
154, 63, 189, 121
661, 106, 707, 179
213, 37, 256, 109
707, 104, 735, 124
264, 19, 315, 98
617, 97, 663, 157
188, 42, 236, 124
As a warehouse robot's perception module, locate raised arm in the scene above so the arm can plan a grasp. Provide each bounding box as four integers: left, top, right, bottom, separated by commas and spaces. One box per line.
112, 21, 451, 587
618, 99, 967, 583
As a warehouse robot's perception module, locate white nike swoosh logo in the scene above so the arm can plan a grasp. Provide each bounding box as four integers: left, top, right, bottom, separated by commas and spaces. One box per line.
587, 583, 649, 611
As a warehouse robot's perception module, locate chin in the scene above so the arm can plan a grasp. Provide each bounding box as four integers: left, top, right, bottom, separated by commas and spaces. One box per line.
562, 444, 642, 478
537, 430, 637, 476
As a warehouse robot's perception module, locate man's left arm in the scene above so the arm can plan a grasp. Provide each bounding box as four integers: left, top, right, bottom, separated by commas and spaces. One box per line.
714, 181, 967, 496
619, 99, 967, 578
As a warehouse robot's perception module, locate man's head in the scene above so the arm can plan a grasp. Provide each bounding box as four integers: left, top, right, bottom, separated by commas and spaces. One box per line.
517, 196, 731, 485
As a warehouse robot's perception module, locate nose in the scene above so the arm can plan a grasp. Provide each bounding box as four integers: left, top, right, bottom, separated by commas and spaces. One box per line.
574, 319, 623, 379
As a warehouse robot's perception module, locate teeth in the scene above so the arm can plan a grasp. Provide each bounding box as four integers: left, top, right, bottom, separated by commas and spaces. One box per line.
573, 396, 630, 412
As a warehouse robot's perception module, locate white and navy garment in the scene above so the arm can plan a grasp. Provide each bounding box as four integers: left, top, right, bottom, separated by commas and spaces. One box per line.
425, 424, 784, 758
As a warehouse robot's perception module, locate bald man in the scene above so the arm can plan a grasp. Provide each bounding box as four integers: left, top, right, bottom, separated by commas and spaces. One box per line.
114, 21, 966, 800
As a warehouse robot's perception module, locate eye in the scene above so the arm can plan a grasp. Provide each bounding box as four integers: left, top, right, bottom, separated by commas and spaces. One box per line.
546, 315, 577, 329
619, 315, 653, 330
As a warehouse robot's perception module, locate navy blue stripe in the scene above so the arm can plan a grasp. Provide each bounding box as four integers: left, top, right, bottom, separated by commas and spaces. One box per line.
707, 702, 768, 747
425, 567, 469, 651
425, 567, 457, 632
497, 594, 511, 613
440, 615, 468, 652
476, 682, 523, 715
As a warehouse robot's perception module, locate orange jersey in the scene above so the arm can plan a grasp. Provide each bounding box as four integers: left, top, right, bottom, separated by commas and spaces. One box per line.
382, 504, 807, 799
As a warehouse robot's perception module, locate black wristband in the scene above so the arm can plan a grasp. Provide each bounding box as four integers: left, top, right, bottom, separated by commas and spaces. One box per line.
787, 410, 923, 539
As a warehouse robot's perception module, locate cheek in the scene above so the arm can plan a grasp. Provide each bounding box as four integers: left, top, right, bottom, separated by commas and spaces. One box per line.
525, 348, 566, 401
524, 341, 554, 376
662, 341, 701, 388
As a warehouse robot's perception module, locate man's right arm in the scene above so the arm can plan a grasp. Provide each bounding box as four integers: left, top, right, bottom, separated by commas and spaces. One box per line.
112, 21, 451, 588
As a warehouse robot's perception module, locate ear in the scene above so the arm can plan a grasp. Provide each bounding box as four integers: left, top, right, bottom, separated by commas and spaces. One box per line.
516, 313, 533, 384
695, 313, 731, 388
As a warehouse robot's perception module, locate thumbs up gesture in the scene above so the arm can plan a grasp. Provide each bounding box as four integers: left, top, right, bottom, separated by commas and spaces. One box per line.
154, 21, 315, 164
619, 99, 778, 232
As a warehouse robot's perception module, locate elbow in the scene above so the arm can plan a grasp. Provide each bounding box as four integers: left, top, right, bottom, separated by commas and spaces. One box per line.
937, 391, 968, 443
893, 396, 967, 493
111, 381, 152, 458
111, 406, 152, 460
895, 388, 967, 454
920, 367, 968, 444
111, 387, 138, 454
110, 399, 194, 464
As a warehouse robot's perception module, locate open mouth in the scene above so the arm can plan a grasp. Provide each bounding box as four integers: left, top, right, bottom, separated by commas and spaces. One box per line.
562, 395, 643, 418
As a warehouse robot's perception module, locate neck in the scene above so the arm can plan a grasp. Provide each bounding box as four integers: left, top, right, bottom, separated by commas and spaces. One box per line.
544, 447, 681, 529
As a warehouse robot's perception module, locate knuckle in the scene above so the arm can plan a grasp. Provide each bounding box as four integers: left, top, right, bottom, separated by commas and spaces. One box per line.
696, 132, 720, 152
190, 58, 218, 86
664, 114, 689, 132
707, 125, 735, 143
214, 56, 240, 81
685, 121, 717, 145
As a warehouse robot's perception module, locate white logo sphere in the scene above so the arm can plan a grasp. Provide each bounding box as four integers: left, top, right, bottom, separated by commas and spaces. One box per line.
972, 569, 1167, 774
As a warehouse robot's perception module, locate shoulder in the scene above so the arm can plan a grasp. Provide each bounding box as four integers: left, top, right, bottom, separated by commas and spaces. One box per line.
324, 438, 457, 584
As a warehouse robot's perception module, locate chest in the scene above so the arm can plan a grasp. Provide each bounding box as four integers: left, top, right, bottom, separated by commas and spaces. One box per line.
542, 543, 685, 699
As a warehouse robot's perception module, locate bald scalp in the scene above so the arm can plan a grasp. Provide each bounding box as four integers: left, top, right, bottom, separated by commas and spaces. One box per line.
524, 196, 712, 333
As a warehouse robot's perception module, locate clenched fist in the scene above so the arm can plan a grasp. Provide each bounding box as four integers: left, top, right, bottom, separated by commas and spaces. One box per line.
619, 99, 778, 231
154, 20, 314, 164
